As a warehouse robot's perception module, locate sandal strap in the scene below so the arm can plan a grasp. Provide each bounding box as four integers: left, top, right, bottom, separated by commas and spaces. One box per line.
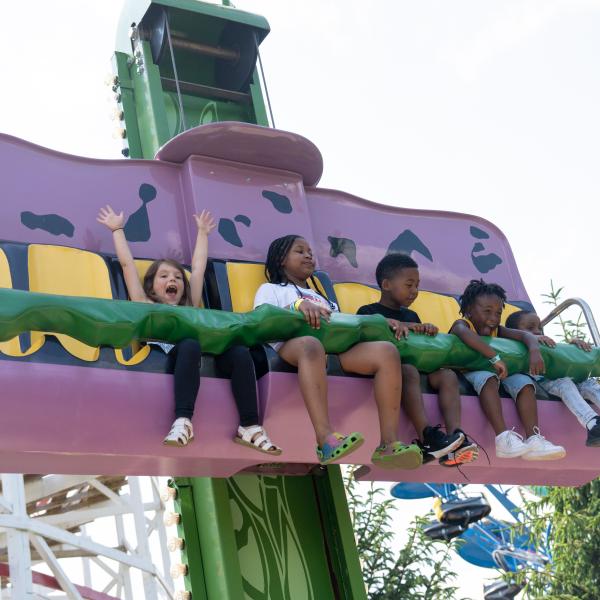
167, 418, 193, 442
238, 425, 280, 451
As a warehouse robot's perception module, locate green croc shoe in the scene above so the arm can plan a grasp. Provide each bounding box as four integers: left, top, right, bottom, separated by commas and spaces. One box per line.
372, 441, 423, 470
316, 432, 364, 465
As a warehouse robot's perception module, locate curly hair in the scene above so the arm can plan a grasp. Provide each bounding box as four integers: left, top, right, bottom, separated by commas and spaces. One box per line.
143, 259, 192, 306
459, 279, 506, 316
375, 253, 418, 288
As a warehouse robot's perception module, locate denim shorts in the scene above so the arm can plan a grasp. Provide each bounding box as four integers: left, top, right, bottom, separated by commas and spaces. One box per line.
463, 371, 535, 400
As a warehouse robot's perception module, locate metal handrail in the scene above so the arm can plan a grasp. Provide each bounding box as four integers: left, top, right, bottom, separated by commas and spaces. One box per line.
540, 297, 600, 346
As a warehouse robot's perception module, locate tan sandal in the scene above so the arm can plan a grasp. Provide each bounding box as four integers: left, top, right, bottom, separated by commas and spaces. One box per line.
234, 425, 282, 456
163, 418, 194, 447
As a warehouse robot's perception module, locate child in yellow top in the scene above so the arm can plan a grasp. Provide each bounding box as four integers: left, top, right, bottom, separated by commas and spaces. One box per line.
450, 279, 565, 460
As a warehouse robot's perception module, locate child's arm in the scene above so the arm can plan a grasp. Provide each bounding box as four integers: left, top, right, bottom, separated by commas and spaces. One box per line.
97, 205, 148, 303
450, 320, 508, 378
498, 326, 545, 375
190, 211, 216, 308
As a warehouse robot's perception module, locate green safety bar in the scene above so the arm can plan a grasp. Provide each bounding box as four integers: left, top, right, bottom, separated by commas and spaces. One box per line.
0, 288, 597, 382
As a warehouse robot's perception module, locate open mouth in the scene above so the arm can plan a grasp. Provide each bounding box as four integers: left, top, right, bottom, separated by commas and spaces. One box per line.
165, 284, 178, 298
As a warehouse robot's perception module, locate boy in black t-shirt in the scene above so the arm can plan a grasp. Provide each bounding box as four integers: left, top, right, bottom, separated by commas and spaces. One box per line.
358, 254, 478, 466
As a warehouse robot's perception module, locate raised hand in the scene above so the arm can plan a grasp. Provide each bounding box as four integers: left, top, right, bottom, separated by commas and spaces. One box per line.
97, 205, 125, 232
193, 210, 216, 235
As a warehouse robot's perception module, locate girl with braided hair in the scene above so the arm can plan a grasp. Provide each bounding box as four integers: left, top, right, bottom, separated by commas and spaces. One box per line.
450, 279, 565, 460
253, 235, 423, 469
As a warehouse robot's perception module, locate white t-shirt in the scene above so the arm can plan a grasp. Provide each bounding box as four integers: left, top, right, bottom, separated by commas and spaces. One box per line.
254, 282, 339, 312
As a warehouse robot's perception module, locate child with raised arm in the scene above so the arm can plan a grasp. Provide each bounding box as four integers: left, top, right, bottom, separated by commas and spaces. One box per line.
97, 205, 280, 455
254, 235, 422, 469
506, 310, 600, 447
450, 279, 565, 460
357, 253, 477, 467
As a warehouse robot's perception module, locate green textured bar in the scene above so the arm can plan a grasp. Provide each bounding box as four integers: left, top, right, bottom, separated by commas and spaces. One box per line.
0, 288, 597, 381
189, 478, 245, 599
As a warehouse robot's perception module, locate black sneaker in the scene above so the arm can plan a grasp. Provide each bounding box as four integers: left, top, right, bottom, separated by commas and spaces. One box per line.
439, 429, 479, 466
414, 439, 436, 464
586, 417, 600, 447
422, 425, 464, 459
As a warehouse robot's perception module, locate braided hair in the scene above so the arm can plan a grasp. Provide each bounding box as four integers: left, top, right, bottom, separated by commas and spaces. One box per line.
264, 234, 302, 284
264, 234, 332, 305
459, 279, 507, 317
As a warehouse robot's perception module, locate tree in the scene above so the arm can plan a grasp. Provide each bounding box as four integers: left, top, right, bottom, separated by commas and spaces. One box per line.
344, 472, 467, 600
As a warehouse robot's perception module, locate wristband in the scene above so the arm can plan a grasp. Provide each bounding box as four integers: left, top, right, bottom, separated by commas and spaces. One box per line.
489, 354, 502, 365
112, 228, 124, 233
293, 298, 304, 311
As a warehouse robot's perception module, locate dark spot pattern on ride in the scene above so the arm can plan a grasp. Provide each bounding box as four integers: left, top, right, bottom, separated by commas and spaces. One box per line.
124, 183, 157, 242
235, 214, 251, 227
262, 190, 292, 214
219, 218, 243, 247
387, 230, 433, 261
20, 211, 75, 238
328, 236, 358, 267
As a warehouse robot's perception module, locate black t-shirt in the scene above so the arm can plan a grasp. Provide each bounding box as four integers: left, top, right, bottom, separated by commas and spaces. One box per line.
357, 302, 421, 323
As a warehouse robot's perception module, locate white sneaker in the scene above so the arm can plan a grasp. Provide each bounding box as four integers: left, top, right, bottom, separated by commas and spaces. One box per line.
495, 429, 528, 458
522, 427, 566, 461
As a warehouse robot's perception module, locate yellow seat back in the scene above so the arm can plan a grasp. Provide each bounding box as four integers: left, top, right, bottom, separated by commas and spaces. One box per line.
411, 291, 461, 333
333, 283, 379, 314
28, 245, 113, 361
226, 262, 267, 312
0, 250, 44, 357
502, 303, 523, 326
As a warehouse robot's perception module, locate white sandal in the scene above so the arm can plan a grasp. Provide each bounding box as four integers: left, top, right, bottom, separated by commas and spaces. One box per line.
163, 418, 194, 447
234, 425, 282, 456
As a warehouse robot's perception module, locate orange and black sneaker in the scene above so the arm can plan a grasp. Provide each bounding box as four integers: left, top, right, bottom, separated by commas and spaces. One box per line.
439, 429, 479, 467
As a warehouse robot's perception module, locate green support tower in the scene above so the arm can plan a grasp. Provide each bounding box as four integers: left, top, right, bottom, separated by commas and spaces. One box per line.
112, 2, 367, 598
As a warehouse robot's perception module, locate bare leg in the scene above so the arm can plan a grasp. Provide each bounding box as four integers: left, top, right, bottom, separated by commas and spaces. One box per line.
428, 368, 461, 433
514, 384, 538, 438
401, 364, 428, 440
478, 378, 507, 435
279, 337, 331, 446
339, 341, 402, 445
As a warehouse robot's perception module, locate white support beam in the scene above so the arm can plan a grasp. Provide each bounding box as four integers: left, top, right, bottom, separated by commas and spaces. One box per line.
115, 515, 134, 600
0, 474, 33, 599
0, 515, 156, 573
86, 478, 127, 508
129, 477, 159, 600
29, 534, 83, 600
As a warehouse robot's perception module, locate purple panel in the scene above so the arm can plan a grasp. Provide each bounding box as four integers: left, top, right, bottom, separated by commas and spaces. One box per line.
181, 157, 314, 263
306, 188, 531, 302
0, 134, 186, 261
155, 122, 324, 186
0, 363, 598, 485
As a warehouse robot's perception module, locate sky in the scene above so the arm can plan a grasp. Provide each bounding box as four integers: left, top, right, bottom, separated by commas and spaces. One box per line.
1, 0, 600, 598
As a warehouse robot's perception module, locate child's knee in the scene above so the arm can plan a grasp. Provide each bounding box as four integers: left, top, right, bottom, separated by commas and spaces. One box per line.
299, 336, 326, 360
375, 341, 401, 365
